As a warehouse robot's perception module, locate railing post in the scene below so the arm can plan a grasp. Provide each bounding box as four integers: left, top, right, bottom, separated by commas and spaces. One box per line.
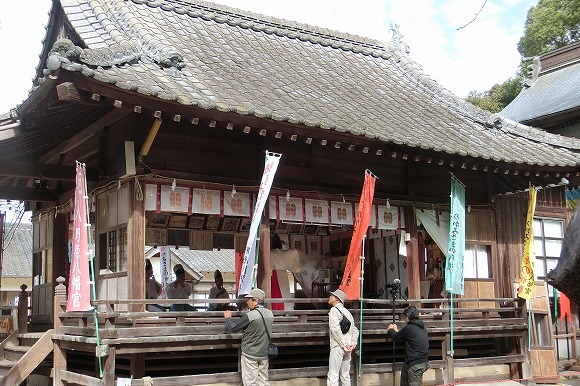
53, 277, 67, 386
517, 297, 534, 384
17, 284, 28, 333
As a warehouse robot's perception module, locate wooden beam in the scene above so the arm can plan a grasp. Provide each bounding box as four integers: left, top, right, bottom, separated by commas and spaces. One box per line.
139, 118, 162, 156
0, 186, 57, 202
39, 108, 132, 164
56, 82, 101, 105
0, 160, 98, 181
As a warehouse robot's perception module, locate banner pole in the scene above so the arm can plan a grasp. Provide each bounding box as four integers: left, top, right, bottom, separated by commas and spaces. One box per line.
450, 291, 454, 357
81, 163, 103, 377
358, 234, 366, 378
253, 222, 262, 289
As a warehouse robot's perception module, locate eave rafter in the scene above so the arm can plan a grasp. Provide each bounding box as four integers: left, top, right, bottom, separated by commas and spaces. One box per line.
35, 77, 580, 196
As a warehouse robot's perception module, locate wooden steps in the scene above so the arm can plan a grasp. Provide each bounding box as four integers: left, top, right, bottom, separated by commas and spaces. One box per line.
0, 330, 54, 386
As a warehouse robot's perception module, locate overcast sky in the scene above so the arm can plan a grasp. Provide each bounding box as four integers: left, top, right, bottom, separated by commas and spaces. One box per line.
0, 0, 536, 113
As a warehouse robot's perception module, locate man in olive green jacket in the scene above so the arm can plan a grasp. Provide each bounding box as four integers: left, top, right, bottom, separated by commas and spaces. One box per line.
225, 288, 274, 386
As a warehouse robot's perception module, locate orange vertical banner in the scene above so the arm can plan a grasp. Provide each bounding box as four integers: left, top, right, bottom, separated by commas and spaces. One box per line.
339, 171, 376, 300
67, 162, 92, 312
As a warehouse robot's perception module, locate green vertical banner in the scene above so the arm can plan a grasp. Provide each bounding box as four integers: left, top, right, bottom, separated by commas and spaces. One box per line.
445, 175, 465, 295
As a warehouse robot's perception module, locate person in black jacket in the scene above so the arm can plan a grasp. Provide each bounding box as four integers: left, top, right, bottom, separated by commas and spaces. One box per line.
387, 306, 429, 386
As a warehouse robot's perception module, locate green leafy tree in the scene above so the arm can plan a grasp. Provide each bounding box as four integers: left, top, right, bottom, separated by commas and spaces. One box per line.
518, 0, 580, 58
467, 0, 580, 111
466, 76, 524, 113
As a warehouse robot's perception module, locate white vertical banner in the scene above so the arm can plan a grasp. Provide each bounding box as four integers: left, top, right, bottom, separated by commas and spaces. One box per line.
238, 151, 282, 295
158, 246, 171, 299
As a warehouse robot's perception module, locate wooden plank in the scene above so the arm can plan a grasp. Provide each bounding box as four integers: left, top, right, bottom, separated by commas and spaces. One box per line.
60, 370, 101, 386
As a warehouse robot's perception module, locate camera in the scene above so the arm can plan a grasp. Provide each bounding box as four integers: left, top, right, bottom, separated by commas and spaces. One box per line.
386, 279, 401, 289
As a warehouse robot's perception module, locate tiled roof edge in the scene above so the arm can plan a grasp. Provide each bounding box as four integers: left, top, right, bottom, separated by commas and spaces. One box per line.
491, 114, 580, 151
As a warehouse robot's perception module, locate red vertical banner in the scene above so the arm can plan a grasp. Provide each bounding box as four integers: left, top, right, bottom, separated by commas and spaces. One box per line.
560, 292, 572, 323
339, 172, 376, 300
67, 163, 92, 312
235, 250, 244, 292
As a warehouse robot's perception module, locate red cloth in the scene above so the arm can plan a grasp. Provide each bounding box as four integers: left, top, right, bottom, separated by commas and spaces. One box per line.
560, 292, 572, 323
234, 251, 244, 292
339, 172, 376, 300
270, 271, 284, 311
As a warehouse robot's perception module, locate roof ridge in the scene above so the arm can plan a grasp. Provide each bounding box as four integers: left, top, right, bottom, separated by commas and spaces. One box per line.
132, 0, 388, 53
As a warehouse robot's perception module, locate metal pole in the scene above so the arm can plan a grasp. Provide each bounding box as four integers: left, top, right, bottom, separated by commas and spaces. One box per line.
358, 234, 366, 378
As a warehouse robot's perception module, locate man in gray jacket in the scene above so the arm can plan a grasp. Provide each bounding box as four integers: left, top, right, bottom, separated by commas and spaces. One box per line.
224, 288, 274, 386
327, 289, 359, 386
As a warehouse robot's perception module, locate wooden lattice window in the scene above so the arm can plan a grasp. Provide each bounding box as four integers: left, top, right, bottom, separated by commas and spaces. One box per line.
108, 230, 117, 272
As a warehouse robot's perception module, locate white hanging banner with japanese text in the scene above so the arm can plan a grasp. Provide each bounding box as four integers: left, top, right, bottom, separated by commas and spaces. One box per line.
238, 152, 281, 295
158, 245, 171, 299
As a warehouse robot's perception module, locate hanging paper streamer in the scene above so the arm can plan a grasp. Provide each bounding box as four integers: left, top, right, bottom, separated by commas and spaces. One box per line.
518, 187, 537, 300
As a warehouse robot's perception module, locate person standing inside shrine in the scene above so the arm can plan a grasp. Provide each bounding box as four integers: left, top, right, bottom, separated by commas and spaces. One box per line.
145, 259, 164, 312
387, 306, 429, 386
166, 264, 196, 311
207, 269, 231, 311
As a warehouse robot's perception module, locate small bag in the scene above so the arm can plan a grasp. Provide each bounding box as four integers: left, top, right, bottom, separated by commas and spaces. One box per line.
258, 309, 278, 359
268, 343, 279, 359
339, 315, 351, 334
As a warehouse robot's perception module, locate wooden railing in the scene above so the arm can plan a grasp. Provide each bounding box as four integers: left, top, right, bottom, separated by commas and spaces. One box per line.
51, 276, 532, 386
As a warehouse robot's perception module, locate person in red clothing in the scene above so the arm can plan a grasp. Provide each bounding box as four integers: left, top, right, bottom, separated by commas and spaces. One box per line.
387, 306, 429, 386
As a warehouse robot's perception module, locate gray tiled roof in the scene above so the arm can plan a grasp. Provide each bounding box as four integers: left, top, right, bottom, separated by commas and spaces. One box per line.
501, 61, 580, 123
36, 0, 580, 167
170, 247, 235, 273
2, 223, 32, 277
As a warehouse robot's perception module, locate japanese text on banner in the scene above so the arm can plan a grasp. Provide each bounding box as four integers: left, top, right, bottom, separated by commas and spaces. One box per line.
518, 187, 537, 300
339, 172, 376, 300
66, 163, 93, 312
238, 152, 281, 295
444, 176, 466, 295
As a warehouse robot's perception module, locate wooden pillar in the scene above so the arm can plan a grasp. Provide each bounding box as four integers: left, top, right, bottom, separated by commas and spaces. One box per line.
127, 179, 145, 312
518, 298, 533, 383
53, 277, 67, 386
443, 333, 454, 385
17, 284, 28, 333
102, 346, 116, 385
405, 208, 420, 303
130, 353, 145, 379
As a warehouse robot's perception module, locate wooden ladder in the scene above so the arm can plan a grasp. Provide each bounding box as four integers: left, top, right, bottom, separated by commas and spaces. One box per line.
0, 329, 54, 385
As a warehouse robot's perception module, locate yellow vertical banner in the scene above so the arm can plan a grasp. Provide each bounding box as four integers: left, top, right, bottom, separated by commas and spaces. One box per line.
517, 187, 537, 300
